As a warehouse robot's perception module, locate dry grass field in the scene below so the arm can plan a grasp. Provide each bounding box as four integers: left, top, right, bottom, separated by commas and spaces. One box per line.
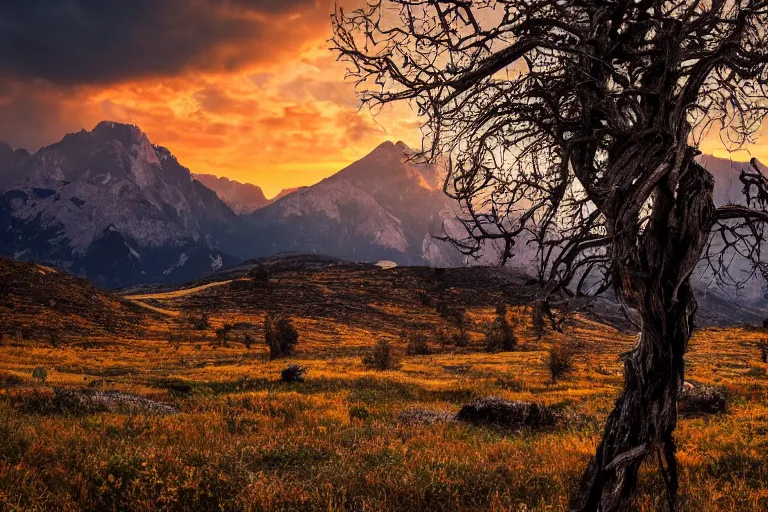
0, 256, 767, 511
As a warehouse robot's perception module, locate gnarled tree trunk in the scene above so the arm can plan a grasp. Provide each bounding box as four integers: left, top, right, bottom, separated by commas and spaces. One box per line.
570, 161, 716, 512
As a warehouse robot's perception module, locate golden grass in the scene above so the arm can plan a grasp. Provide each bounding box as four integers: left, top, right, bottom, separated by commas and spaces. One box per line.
0, 301, 766, 511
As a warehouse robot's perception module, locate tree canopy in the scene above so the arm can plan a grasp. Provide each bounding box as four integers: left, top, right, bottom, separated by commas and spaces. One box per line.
333, 2, 768, 510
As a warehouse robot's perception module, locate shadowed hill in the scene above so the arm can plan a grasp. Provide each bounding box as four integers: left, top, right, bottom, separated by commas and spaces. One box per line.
0, 257, 151, 340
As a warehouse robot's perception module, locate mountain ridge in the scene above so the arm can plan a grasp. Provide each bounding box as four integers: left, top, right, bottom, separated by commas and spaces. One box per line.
0, 121, 239, 288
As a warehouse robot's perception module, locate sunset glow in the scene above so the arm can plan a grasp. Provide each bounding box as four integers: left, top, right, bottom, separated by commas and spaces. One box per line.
1, 0, 766, 196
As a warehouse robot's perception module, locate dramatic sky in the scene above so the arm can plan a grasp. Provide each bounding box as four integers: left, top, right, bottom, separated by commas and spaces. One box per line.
0, 0, 422, 197
0, 0, 765, 197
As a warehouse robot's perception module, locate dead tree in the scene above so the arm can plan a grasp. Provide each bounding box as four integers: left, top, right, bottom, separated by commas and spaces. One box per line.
333, 1, 768, 510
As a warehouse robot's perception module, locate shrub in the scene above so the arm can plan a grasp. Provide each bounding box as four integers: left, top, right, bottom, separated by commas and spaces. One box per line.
405, 333, 431, 356
281, 365, 307, 383
484, 304, 518, 352
49, 331, 60, 348
249, 266, 270, 286
243, 332, 254, 349
436, 302, 467, 327
362, 339, 400, 370
215, 323, 234, 348
547, 346, 574, 384
349, 405, 370, 421
0, 371, 24, 388
759, 341, 767, 364
192, 313, 210, 330
436, 327, 453, 347
417, 291, 432, 306
452, 328, 470, 348
264, 313, 299, 359
31, 367, 48, 383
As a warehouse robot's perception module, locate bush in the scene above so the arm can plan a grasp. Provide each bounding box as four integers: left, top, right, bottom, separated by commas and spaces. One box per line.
49, 331, 60, 348
281, 365, 307, 383
192, 313, 210, 330
362, 339, 400, 370
547, 346, 574, 384
249, 266, 270, 286
417, 291, 432, 306
264, 313, 299, 359
31, 367, 48, 383
759, 341, 767, 364
436, 327, 452, 347
349, 405, 370, 421
452, 328, 470, 348
485, 304, 518, 352
405, 333, 431, 356
243, 332, 254, 349
215, 323, 234, 348
436, 302, 468, 327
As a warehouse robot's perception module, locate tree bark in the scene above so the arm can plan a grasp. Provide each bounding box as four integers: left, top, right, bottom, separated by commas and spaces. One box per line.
569, 161, 716, 512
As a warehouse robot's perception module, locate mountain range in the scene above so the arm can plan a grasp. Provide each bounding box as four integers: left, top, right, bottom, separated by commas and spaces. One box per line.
0, 122, 462, 288
192, 173, 305, 214
231, 141, 462, 267
0, 122, 238, 288
0, 121, 765, 316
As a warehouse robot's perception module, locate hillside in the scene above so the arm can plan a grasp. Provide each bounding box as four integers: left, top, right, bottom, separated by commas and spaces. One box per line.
0, 257, 150, 340
0, 256, 766, 511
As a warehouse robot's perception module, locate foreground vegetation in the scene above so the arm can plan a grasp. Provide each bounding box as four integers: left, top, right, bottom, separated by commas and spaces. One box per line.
0, 257, 766, 510
1, 311, 767, 511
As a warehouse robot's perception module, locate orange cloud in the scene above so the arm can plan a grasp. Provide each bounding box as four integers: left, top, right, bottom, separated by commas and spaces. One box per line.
0, 1, 423, 197
6, 0, 767, 199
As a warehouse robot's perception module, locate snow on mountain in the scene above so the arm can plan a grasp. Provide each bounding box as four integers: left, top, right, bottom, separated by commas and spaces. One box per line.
234, 141, 462, 265
0, 121, 239, 288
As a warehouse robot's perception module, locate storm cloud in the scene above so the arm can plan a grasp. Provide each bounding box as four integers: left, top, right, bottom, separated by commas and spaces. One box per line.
0, 0, 329, 84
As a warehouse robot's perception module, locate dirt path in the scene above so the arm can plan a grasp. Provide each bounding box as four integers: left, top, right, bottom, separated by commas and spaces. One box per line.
124, 279, 238, 300
128, 300, 180, 317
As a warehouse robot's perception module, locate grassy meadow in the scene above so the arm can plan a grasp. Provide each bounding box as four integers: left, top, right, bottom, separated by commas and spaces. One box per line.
0, 260, 767, 511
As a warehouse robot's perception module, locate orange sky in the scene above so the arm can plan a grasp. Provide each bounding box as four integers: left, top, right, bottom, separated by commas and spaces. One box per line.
0, 1, 766, 197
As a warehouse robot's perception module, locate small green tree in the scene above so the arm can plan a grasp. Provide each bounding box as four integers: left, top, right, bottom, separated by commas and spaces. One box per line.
215, 323, 234, 348
484, 304, 518, 352
547, 346, 574, 385
264, 313, 299, 359
362, 339, 400, 370
452, 328, 470, 348
405, 333, 431, 356
31, 367, 47, 384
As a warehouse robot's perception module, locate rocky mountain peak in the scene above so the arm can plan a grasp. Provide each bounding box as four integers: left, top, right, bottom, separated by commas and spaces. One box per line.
193, 173, 270, 214
0, 121, 238, 288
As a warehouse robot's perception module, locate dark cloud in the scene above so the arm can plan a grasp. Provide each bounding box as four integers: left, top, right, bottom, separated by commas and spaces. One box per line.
0, 0, 330, 85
